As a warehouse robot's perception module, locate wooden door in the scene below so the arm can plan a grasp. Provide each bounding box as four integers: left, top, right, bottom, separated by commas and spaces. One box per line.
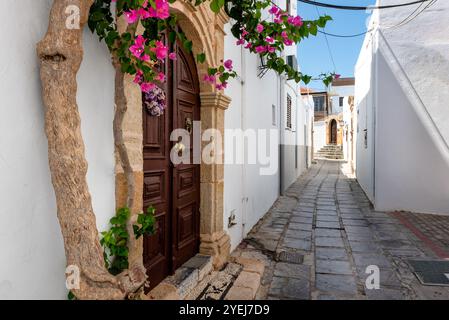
330, 119, 337, 144
142, 32, 200, 290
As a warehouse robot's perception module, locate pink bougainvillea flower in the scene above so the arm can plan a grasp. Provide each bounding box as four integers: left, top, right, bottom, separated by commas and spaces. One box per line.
267, 46, 275, 53
266, 36, 274, 43
274, 18, 282, 24
141, 82, 156, 93
151, 41, 168, 61
241, 29, 249, 37
129, 35, 146, 59
269, 5, 280, 15
255, 45, 267, 53
125, 9, 140, 24
156, 72, 166, 83
203, 74, 216, 84
169, 52, 177, 60
236, 38, 245, 46
133, 70, 143, 84
335, 74, 341, 79
256, 24, 264, 33
284, 38, 294, 46
288, 16, 303, 27
148, 0, 170, 20
224, 59, 233, 71
244, 42, 252, 49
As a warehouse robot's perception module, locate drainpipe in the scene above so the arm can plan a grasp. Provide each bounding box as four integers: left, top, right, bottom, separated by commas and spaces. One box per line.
240, 45, 248, 239
279, 73, 285, 195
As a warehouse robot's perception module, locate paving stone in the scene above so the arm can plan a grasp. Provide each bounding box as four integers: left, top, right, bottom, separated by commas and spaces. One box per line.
341, 213, 365, 220
316, 236, 345, 248
317, 205, 337, 211
352, 253, 392, 269
268, 276, 310, 299
292, 211, 314, 218
282, 238, 311, 250
316, 247, 349, 261
273, 262, 310, 279
315, 228, 342, 238
316, 259, 352, 275
285, 229, 312, 240
342, 219, 369, 227
364, 288, 404, 300
344, 226, 372, 234
289, 223, 313, 231
316, 274, 357, 295
346, 232, 375, 241
316, 215, 340, 222
349, 241, 381, 253
316, 221, 341, 229
291, 216, 313, 224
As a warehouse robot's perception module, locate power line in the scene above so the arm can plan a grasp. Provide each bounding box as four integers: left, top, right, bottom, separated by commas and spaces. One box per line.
314, 0, 438, 38
318, 29, 373, 38
298, 0, 433, 11
315, 5, 337, 71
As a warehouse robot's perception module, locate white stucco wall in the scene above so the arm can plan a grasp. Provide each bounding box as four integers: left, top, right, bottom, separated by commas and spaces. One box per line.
224, 0, 310, 250
376, 52, 449, 214
313, 121, 326, 152
355, 1, 449, 213
0, 0, 116, 299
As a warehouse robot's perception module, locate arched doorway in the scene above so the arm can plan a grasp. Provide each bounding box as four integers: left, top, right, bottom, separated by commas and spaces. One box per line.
330, 119, 337, 144
142, 30, 201, 290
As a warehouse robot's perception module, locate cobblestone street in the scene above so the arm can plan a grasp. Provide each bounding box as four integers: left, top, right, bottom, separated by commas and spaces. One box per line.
231, 160, 449, 300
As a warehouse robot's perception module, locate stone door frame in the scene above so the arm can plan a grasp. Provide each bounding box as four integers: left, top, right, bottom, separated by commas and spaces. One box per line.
114, 4, 232, 272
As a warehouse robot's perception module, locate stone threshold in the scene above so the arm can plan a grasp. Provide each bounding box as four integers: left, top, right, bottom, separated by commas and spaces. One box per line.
147, 254, 265, 300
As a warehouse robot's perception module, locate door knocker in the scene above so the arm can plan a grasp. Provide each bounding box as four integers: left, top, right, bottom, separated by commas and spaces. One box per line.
185, 117, 193, 134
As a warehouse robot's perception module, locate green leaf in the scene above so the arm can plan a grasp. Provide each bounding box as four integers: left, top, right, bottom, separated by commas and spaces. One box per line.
210, 0, 224, 14
196, 53, 206, 64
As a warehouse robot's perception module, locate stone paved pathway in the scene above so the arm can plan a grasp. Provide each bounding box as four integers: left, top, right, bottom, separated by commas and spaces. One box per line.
231, 160, 449, 300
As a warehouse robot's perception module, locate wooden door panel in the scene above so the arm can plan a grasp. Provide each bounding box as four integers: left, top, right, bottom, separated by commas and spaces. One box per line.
143, 29, 200, 288
171, 40, 201, 270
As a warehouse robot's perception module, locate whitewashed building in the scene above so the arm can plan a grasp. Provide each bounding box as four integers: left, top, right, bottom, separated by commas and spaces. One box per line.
329, 78, 356, 168
354, 0, 449, 214
223, 0, 312, 250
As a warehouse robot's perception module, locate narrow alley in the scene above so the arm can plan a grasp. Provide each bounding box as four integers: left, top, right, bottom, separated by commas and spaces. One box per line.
232, 160, 449, 300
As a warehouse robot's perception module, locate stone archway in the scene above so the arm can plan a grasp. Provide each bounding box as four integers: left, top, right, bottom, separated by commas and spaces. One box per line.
114, 3, 232, 282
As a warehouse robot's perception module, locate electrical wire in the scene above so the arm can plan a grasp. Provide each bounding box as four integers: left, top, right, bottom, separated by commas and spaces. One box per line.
315, 0, 438, 38
298, 0, 433, 11
314, 5, 337, 71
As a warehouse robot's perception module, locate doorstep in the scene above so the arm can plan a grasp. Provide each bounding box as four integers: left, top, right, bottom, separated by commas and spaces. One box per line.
147, 254, 213, 300
146, 254, 265, 300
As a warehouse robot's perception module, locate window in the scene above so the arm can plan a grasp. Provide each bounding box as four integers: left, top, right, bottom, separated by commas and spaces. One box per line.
286, 94, 292, 129
313, 96, 325, 112
339, 97, 344, 107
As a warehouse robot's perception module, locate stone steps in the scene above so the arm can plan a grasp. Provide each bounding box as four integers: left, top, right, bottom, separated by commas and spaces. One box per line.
314, 144, 343, 160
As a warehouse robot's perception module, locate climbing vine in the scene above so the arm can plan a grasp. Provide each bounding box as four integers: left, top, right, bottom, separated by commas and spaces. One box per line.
88, 0, 337, 94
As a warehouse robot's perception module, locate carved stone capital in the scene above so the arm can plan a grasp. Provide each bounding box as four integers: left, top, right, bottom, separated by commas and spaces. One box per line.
200, 92, 232, 110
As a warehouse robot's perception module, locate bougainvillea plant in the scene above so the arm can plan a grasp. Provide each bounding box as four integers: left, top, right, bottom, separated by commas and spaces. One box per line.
88, 0, 338, 97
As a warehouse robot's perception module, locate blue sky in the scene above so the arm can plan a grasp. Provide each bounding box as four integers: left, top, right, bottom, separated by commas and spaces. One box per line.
297, 0, 376, 90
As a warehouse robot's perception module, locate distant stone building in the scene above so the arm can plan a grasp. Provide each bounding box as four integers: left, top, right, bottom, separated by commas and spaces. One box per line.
302, 77, 355, 161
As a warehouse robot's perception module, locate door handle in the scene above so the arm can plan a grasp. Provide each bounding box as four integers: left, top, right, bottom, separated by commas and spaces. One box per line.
173, 142, 186, 154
